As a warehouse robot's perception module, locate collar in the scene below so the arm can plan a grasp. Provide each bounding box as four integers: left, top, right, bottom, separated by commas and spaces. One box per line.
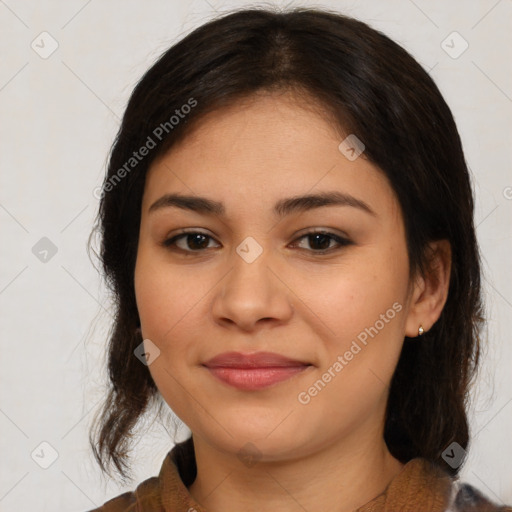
157, 438, 459, 512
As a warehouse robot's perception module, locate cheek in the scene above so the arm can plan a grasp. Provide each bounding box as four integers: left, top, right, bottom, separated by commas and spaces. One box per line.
134, 248, 187, 354
305, 253, 407, 339
134, 252, 215, 433
308, 243, 409, 380
135, 246, 192, 332
295, 281, 406, 430
134, 247, 220, 371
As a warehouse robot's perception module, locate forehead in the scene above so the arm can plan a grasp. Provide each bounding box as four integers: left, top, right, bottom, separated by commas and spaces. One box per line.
142, 92, 400, 222
162, 90, 344, 162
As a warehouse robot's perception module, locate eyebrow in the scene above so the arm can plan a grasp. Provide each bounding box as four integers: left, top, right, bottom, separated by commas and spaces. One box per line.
148, 191, 376, 218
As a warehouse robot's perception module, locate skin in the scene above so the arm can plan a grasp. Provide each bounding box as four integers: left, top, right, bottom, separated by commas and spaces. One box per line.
134, 90, 451, 512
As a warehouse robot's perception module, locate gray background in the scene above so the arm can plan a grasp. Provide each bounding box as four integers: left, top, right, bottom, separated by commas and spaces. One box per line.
0, 0, 511, 510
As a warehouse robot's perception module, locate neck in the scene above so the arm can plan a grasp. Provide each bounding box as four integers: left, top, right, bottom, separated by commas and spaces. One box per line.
188, 430, 404, 512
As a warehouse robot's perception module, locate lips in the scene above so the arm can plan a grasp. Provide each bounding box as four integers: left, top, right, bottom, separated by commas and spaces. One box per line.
204, 351, 310, 368
203, 351, 312, 391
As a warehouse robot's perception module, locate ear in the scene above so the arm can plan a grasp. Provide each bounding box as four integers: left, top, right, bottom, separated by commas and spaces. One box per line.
404, 240, 452, 338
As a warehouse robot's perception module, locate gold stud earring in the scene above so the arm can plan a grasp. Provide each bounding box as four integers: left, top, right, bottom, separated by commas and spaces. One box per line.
418, 325, 424, 336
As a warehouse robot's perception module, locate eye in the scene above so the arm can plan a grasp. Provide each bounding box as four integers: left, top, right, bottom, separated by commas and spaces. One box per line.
291, 230, 352, 254
162, 231, 220, 252
162, 229, 352, 255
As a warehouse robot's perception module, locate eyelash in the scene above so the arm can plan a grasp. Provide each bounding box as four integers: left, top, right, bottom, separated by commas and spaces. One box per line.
161, 229, 353, 255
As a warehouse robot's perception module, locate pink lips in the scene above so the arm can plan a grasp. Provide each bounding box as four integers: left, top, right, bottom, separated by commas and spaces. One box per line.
203, 351, 311, 391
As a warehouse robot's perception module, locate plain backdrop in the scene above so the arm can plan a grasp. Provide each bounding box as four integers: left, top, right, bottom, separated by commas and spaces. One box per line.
0, 0, 511, 510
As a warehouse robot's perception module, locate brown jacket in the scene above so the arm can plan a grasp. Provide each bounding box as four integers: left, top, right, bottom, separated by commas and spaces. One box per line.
89, 437, 511, 512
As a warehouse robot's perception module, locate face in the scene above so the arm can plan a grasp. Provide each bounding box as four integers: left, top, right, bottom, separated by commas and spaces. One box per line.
134, 91, 415, 462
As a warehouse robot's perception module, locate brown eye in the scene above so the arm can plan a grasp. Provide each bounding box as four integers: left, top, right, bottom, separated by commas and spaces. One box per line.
163, 232, 220, 252
291, 231, 352, 254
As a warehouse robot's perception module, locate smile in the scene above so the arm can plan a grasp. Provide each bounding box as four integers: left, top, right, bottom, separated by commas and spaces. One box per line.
202, 351, 313, 391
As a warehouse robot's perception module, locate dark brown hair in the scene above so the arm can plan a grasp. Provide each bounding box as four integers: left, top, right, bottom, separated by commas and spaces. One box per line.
88, 6, 483, 483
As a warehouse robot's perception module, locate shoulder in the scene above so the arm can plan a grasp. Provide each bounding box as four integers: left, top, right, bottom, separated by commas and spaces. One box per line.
451, 482, 512, 511
379, 457, 511, 512
86, 476, 161, 512
86, 438, 197, 512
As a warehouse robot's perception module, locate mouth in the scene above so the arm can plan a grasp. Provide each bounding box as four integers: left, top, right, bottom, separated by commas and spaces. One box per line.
202, 351, 313, 391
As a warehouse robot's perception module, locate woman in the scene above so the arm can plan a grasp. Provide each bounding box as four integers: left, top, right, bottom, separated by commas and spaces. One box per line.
87, 6, 511, 511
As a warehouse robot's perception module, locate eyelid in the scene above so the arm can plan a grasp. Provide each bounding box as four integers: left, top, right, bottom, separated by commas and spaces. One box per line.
289, 230, 352, 253
293, 226, 350, 240
161, 228, 219, 248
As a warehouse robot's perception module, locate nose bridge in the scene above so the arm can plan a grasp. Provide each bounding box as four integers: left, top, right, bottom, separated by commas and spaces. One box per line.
211, 235, 293, 330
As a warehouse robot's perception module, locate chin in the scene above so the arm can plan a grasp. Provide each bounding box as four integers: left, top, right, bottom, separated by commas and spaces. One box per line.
197, 418, 311, 461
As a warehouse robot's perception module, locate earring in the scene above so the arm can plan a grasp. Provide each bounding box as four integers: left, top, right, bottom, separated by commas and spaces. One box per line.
418, 325, 424, 336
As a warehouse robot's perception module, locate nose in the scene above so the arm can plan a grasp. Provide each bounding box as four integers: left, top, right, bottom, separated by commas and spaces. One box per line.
211, 245, 294, 332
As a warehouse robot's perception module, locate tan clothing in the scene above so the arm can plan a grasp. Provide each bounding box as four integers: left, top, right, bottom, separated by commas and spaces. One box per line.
89, 437, 511, 511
